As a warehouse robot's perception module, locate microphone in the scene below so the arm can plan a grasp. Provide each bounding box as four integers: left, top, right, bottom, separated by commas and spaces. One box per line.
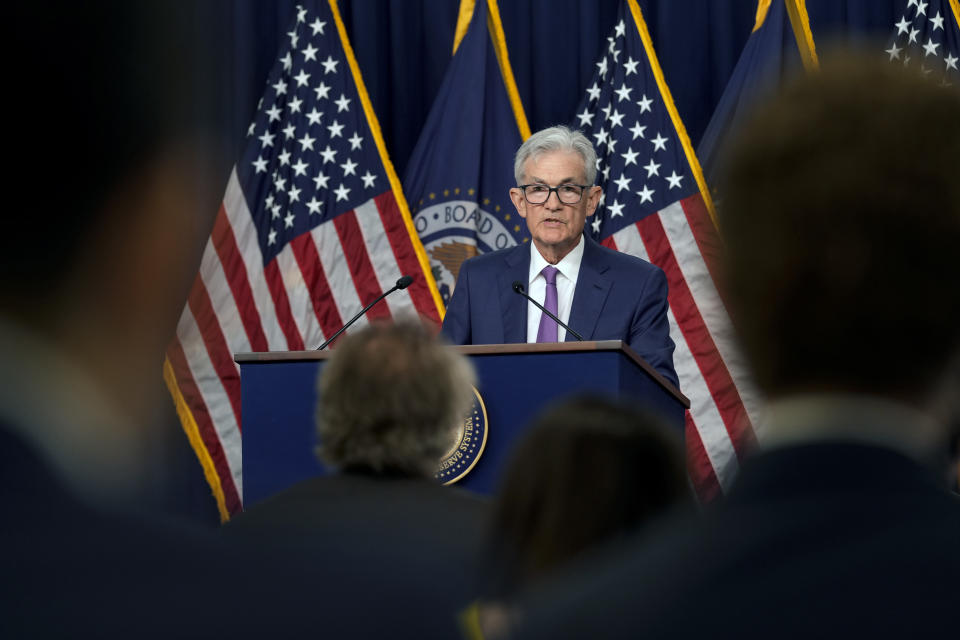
316, 275, 415, 350
512, 280, 584, 341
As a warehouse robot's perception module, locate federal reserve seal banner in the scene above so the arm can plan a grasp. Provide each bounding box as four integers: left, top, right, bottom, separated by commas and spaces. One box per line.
436, 386, 488, 484
402, 0, 531, 306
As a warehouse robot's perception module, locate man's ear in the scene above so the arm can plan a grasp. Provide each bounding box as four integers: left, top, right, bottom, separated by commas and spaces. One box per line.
585, 186, 603, 216
509, 187, 528, 218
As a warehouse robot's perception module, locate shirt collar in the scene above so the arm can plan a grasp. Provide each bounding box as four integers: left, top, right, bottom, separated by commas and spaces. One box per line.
761, 392, 947, 465
528, 234, 585, 284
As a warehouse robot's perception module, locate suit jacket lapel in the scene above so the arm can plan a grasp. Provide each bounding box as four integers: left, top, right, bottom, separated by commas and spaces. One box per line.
568, 236, 611, 342
497, 244, 530, 344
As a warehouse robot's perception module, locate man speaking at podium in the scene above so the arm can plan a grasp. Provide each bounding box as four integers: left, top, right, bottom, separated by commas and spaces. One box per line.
441, 126, 678, 387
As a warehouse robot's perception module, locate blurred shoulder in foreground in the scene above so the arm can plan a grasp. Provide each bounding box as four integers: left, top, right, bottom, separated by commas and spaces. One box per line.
513, 52, 960, 640
0, 4, 467, 637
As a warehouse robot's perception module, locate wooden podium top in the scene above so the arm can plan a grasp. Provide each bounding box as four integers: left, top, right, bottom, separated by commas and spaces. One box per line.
235, 340, 688, 408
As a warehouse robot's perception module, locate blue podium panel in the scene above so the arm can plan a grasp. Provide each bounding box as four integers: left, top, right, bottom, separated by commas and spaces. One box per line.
237, 341, 688, 507
456, 349, 682, 494
241, 360, 325, 508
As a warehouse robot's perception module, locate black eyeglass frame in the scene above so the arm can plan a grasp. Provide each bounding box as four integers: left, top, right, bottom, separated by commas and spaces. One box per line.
517, 183, 593, 205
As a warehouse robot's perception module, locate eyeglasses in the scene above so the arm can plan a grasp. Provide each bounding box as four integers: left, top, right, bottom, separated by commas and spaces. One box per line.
518, 183, 591, 205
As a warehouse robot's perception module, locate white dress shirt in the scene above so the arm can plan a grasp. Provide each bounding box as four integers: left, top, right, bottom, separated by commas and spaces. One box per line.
525, 236, 584, 343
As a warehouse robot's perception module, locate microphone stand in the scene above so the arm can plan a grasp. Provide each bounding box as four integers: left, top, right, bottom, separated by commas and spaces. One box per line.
316, 275, 414, 350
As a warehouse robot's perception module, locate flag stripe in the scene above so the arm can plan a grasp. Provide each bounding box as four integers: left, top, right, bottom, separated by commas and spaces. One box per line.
288, 229, 343, 346
166, 336, 242, 514
211, 205, 269, 352
186, 277, 243, 426
223, 170, 288, 351
677, 195, 724, 297
685, 412, 722, 502
198, 238, 252, 357
668, 301, 739, 491
659, 200, 762, 433
638, 213, 755, 458
353, 198, 415, 318
263, 258, 306, 351
311, 219, 366, 336
333, 210, 393, 321
374, 192, 443, 321
607, 225, 739, 490
174, 307, 244, 493
275, 244, 321, 345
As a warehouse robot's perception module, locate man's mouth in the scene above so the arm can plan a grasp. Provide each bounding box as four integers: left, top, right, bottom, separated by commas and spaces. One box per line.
542, 217, 565, 225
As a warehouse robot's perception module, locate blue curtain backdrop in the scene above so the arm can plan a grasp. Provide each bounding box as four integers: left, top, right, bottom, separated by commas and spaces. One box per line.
218, 0, 750, 179
216, 0, 900, 182
168, 0, 906, 524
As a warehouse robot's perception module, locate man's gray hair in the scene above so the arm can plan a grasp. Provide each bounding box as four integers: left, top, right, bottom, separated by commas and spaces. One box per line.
514, 125, 597, 186
315, 321, 477, 477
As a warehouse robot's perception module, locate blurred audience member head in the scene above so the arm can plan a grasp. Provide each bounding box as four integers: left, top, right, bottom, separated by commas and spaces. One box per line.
316, 321, 477, 477
1, 2, 227, 426
485, 395, 689, 596
719, 53, 960, 422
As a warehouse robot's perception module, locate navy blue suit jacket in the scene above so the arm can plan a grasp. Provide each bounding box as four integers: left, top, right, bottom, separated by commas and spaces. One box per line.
441, 234, 678, 387
0, 424, 471, 638
515, 443, 960, 639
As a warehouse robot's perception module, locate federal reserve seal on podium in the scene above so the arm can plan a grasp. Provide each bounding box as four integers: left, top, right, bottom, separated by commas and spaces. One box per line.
435, 386, 488, 484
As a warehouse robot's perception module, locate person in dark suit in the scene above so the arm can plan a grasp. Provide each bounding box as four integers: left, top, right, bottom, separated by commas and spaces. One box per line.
481, 395, 690, 599
0, 4, 473, 638
462, 395, 691, 640
227, 322, 491, 626
0, 3, 337, 637
441, 126, 678, 387
512, 54, 960, 639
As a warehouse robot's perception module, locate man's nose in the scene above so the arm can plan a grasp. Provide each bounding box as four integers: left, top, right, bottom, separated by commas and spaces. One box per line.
544, 189, 563, 209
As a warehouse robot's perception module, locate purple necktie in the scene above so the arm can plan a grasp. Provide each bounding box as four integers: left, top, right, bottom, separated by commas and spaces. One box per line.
536, 266, 559, 343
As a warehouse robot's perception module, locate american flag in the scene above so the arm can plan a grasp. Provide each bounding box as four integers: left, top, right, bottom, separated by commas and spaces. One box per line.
163, 0, 443, 520
575, 0, 761, 501
885, 0, 960, 82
